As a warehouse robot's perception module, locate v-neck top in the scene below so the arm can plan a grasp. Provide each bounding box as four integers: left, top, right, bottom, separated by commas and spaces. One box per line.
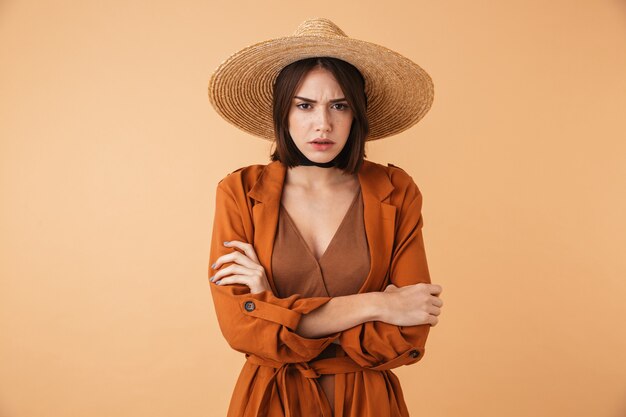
271, 187, 370, 300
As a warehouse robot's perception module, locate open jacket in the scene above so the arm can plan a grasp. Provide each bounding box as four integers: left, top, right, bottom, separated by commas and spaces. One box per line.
208, 159, 432, 417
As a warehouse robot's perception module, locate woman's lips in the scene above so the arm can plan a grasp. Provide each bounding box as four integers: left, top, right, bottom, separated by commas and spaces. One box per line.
309, 138, 335, 144
309, 142, 334, 151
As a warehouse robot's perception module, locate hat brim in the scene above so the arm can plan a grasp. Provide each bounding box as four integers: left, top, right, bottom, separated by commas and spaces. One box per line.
209, 35, 434, 141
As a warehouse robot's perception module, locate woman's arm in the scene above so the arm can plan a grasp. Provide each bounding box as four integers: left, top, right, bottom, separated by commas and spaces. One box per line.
295, 283, 442, 338
295, 292, 384, 338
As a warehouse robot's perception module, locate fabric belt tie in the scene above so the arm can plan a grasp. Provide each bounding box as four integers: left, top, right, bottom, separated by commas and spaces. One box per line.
245, 350, 365, 417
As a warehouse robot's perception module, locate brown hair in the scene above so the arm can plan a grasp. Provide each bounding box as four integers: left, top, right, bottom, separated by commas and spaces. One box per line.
270, 57, 369, 174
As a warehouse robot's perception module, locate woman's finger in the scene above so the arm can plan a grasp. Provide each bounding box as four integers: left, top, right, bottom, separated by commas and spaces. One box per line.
428, 284, 443, 295
213, 250, 261, 271
214, 275, 250, 287
428, 305, 441, 316
211, 264, 254, 282
214, 274, 265, 294
431, 296, 444, 307
223, 240, 260, 263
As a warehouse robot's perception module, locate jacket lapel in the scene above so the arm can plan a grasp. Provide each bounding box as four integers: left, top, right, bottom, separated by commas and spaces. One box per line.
357, 160, 396, 292
247, 160, 396, 294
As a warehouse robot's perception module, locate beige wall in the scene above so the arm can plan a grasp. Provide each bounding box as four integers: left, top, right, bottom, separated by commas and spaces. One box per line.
1, 1, 625, 416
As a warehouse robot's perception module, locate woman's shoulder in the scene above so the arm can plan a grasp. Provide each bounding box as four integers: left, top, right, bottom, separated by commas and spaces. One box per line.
361, 160, 423, 209
216, 163, 267, 190
218, 163, 266, 180
383, 162, 416, 185
362, 159, 414, 181
369, 160, 422, 196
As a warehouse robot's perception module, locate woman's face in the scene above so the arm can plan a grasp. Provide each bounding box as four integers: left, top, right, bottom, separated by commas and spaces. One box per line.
287, 67, 354, 164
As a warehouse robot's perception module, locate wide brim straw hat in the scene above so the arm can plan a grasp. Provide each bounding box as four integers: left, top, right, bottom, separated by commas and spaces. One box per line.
208, 17, 434, 141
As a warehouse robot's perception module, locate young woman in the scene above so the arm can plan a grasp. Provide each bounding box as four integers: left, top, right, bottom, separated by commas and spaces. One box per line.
207, 18, 444, 417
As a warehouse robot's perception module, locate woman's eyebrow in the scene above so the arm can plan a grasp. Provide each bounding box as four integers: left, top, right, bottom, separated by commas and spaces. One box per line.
293, 96, 347, 103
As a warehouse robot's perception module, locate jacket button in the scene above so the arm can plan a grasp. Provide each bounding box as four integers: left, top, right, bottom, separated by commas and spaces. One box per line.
244, 301, 255, 312
409, 350, 420, 358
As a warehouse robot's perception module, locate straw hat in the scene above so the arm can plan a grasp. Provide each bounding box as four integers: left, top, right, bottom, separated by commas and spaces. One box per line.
208, 17, 434, 141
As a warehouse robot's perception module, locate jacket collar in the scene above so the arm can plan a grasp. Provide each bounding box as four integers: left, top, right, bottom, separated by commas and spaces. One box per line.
247, 159, 396, 294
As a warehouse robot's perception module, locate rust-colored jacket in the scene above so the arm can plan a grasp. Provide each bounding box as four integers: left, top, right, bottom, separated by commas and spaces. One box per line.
208, 159, 432, 417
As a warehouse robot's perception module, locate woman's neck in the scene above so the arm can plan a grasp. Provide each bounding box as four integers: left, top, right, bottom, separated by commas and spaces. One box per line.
285, 165, 356, 190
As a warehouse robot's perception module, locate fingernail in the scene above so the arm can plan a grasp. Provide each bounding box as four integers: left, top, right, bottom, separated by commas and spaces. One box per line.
209, 276, 215, 282
211, 263, 216, 269
223, 241, 229, 245
215, 280, 222, 285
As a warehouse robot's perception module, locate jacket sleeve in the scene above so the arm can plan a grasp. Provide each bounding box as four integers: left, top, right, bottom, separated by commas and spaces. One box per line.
208, 180, 341, 364
338, 178, 433, 371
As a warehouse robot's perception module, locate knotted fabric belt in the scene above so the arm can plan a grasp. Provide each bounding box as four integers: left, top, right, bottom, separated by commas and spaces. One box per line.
246, 351, 366, 376
244, 347, 366, 417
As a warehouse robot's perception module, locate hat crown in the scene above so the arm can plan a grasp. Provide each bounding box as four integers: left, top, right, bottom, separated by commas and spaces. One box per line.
292, 18, 348, 38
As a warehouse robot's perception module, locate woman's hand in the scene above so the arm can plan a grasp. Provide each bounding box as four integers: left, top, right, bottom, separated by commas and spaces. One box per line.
379, 283, 443, 327
210, 240, 272, 294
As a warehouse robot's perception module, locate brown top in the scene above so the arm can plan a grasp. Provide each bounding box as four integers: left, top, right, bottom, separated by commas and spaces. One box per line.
271, 187, 371, 414
272, 187, 370, 299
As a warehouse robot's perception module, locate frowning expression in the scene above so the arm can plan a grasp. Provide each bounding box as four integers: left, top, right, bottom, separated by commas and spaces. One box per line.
287, 67, 354, 163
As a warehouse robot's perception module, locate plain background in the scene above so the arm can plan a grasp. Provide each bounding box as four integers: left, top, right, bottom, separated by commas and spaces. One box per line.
1, 1, 625, 416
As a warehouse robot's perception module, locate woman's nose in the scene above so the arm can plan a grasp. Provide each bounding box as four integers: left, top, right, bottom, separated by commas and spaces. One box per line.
315, 108, 332, 132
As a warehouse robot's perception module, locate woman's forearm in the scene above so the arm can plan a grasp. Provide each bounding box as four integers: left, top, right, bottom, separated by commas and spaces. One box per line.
295, 291, 386, 338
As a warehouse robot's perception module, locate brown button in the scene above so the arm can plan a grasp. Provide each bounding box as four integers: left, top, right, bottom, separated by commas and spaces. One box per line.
409, 350, 420, 358
244, 301, 255, 312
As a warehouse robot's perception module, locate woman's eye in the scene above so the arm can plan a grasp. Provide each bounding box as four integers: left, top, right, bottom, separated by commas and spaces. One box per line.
332, 103, 349, 110
296, 103, 312, 109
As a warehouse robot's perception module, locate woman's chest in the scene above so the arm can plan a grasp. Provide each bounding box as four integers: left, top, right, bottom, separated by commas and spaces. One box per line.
272, 184, 370, 298
279, 186, 361, 262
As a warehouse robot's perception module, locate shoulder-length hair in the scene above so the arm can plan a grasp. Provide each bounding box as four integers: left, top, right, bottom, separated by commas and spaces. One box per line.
270, 57, 369, 174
